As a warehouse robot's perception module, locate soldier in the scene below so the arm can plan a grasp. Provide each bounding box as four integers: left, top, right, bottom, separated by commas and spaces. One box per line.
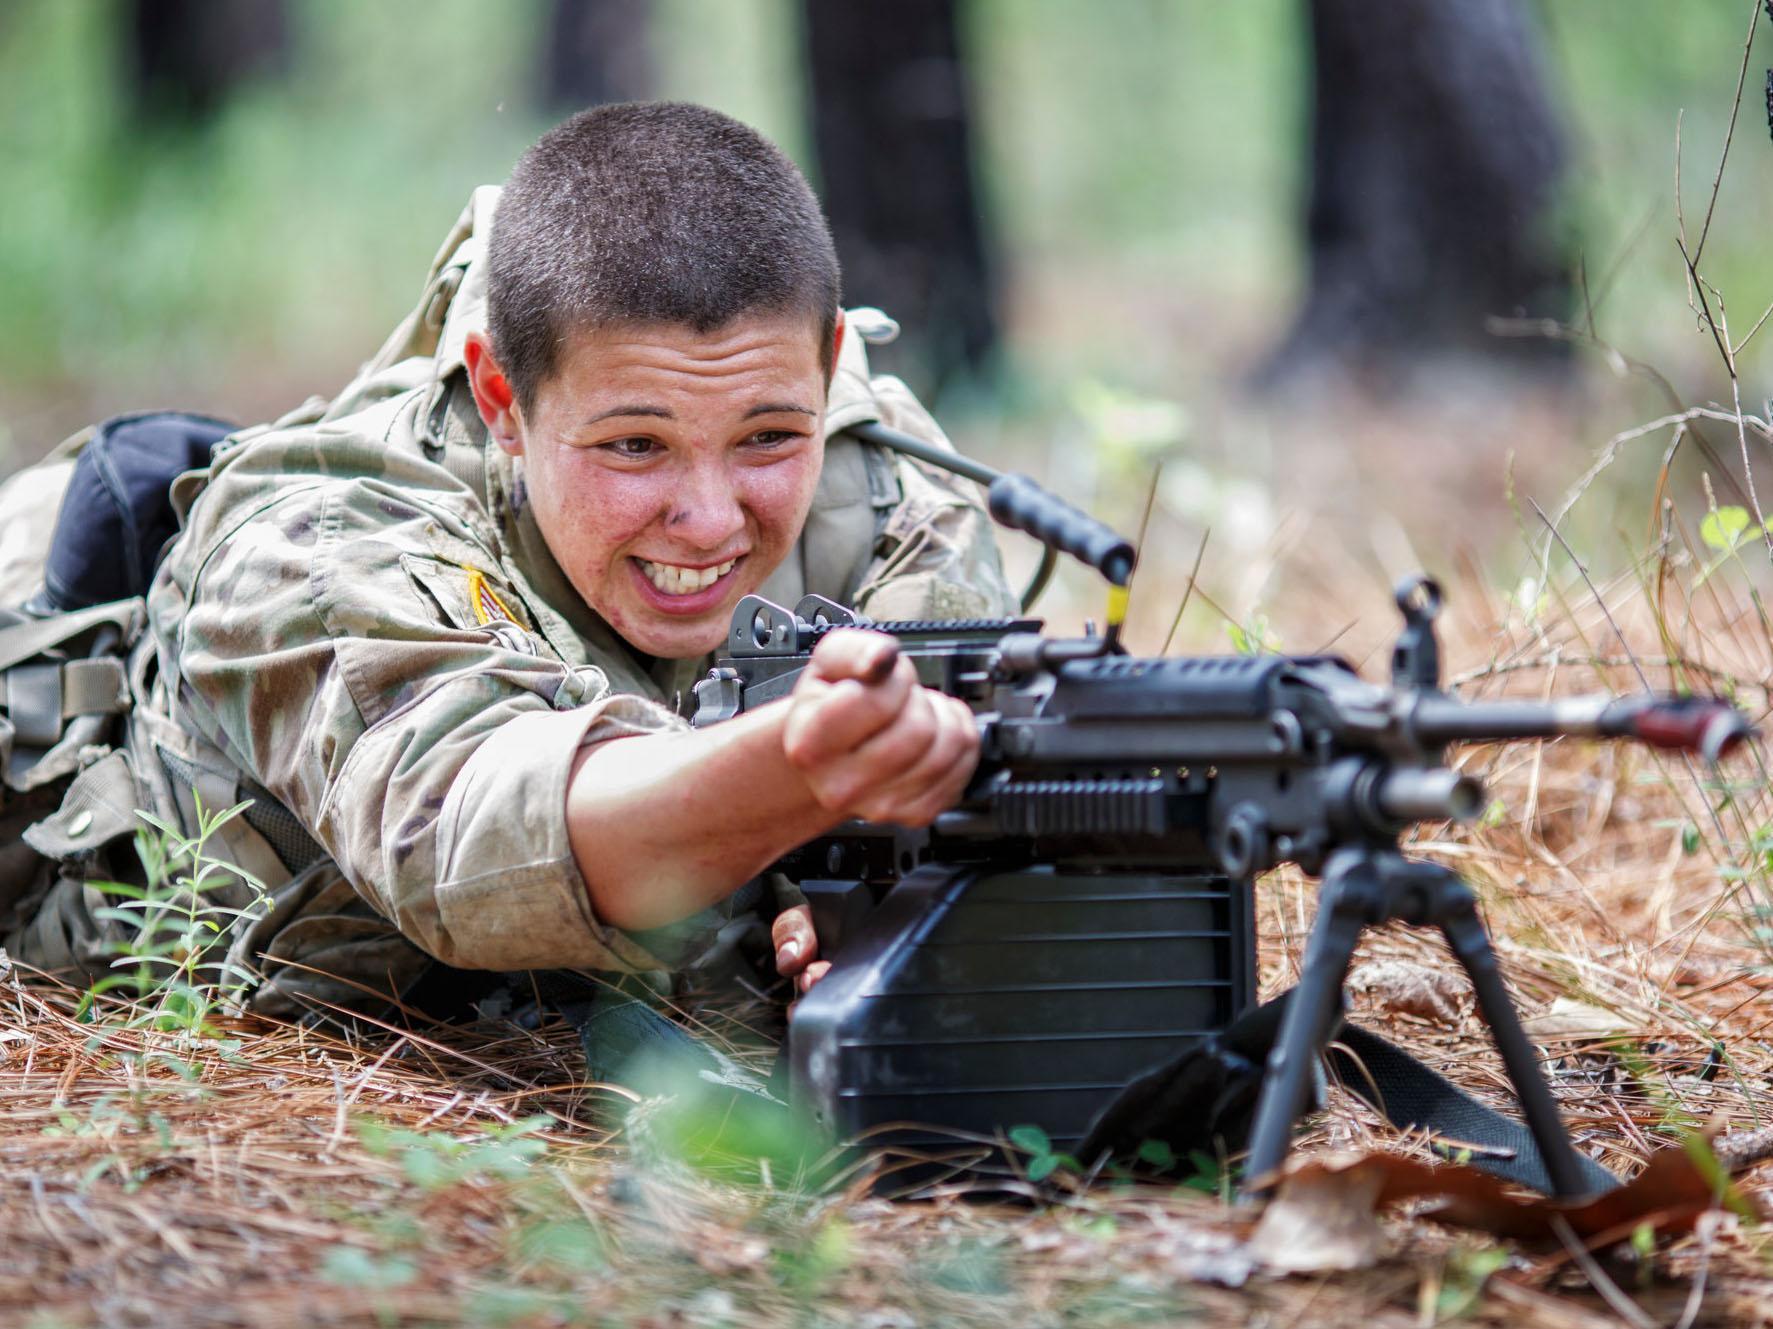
4, 102, 1014, 1027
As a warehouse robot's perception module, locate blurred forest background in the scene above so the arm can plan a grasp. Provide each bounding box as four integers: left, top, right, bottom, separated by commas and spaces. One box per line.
2, 0, 1770, 643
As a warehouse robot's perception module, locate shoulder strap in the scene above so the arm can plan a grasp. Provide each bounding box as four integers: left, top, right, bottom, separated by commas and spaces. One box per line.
0, 600, 144, 675
1081, 991, 1620, 1196
1328, 1019, 1619, 1196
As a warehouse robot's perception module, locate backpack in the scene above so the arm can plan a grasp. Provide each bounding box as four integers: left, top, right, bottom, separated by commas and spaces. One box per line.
0, 412, 234, 960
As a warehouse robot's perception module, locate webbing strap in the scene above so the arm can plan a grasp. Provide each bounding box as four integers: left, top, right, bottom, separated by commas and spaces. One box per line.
1329, 1021, 1620, 1195
1084, 992, 1621, 1196
0, 599, 143, 675
1, 650, 131, 750
4, 663, 63, 747
58, 658, 128, 719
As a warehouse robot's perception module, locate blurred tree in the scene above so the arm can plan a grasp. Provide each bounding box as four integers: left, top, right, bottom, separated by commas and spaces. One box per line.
1260, 0, 1571, 391
803, 0, 997, 398
124, 0, 289, 124
542, 0, 655, 112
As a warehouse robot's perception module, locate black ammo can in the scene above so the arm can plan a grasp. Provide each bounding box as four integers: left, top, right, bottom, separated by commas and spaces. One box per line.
789, 863, 1257, 1159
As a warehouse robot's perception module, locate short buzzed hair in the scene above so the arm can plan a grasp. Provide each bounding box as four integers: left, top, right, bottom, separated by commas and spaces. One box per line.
487, 102, 842, 413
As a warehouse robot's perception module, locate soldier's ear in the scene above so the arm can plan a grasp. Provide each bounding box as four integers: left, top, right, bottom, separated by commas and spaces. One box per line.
830, 309, 846, 382
465, 332, 524, 457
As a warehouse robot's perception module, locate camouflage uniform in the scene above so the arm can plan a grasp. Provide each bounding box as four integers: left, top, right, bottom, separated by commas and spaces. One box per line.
5, 188, 1014, 1018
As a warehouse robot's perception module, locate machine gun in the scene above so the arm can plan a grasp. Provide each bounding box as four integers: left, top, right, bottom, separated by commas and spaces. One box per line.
691, 425, 1753, 1197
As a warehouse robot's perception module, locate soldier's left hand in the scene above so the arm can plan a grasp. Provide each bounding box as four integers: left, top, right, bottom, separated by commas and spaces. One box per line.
773, 903, 830, 994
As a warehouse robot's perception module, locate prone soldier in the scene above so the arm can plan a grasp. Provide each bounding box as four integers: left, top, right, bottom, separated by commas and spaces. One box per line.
0, 102, 1014, 1030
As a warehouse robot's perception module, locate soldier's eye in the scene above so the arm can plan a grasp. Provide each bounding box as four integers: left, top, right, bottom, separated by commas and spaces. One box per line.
745, 430, 800, 449
599, 437, 659, 459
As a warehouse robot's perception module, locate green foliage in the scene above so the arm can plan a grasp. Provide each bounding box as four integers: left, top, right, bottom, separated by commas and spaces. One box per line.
514, 1220, 608, 1276
319, 1245, 419, 1290
1695, 504, 1773, 583
84, 796, 272, 1039
1007, 1122, 1082, 1183
356, 1114, 554, 1190
462, 1286, 576, 1327
1226, 612, 1279, 656
772, 1217, 852, 1295
4, 0, 1765, 467
625, 1062, 826, 1187
1433, 1244, 1510, 1321
1679, 1131, 1759, 1221
924, 1239, 1009, 1297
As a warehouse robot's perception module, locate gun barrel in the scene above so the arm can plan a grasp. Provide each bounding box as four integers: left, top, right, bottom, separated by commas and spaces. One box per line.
1411, 694, 1754, 762
1374, 768, 1485, 823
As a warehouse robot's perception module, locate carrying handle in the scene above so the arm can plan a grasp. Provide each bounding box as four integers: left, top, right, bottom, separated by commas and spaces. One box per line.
844, 421, 1137, 599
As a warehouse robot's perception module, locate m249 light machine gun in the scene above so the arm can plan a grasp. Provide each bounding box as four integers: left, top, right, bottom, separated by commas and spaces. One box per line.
692, 422, 1754, 1198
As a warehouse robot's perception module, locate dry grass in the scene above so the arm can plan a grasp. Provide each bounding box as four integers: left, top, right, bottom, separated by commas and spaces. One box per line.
8, 514, 1773, 1327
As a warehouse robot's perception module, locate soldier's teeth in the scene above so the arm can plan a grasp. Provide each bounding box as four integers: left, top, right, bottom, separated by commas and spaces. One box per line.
640, 558, 737, 596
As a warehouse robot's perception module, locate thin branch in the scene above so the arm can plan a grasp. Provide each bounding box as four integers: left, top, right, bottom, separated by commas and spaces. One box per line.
1676, 237, 1736, 371
1160, 526, 1211, 656
1548, 1214, 1658, 1329
1123, 460, 1164, 643
1691, 0, 1764, 269
1732, 290, 1773, 357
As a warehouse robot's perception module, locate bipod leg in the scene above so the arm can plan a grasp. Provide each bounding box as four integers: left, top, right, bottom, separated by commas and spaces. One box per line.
1240, 852, 1375, 1200
1431, 869, 1593, 1199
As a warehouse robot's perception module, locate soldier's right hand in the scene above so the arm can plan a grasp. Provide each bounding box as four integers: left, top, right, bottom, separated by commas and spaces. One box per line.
781, 628, 980, 827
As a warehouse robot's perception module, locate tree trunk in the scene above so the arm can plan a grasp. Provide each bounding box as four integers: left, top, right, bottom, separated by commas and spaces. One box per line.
123, 0, 289, 124
1260, 0, 1570, 390
541, 0, 655, 113
803, 0, 997, 398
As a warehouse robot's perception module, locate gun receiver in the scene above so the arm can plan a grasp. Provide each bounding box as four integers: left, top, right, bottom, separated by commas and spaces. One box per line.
693, 577, 1752, 1196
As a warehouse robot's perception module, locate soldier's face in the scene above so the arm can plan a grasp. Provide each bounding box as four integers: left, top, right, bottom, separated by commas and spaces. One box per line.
476, 314, 830, 659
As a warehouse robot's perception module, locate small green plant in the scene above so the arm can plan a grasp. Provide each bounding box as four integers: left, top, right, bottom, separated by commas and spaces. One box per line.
1432, 1244, 1510, 1321
80, 796, 273, 1039
355, 1114, 555, 1190
1226, 613, 1279, 656
1007, 1124, 1080, 1182
1696, 504, 1773, 583
772, 1217, 852, 1296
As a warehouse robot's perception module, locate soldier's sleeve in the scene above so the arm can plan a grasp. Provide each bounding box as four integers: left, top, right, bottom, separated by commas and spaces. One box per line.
154, 478, 680, 974
848, 374, 1019, 621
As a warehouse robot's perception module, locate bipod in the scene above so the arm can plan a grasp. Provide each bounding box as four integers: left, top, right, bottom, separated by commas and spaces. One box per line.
1240, 846, 1594, 1202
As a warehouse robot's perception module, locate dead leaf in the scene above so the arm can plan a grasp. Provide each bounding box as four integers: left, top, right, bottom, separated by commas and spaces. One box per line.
1521, 997, 1634, 1042
1245, 1137, 1759, 1260
1246, 1150, 1388, 1272
1347, 960, 1468, 1026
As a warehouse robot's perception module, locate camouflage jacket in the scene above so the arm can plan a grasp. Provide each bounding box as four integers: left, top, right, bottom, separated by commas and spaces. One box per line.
137, 188, 1014, 1017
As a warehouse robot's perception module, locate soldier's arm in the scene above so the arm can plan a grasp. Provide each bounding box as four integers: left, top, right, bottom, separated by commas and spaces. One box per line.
565, 628, 976, 933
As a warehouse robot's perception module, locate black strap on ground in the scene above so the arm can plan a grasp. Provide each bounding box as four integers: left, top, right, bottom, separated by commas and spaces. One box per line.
1329, 1020, 1619, 1195
1081, 991, 1621, 1196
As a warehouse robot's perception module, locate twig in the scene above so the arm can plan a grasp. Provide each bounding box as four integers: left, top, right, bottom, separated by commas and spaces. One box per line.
1689, 0, 1763, 270
1735, 281, 1773, 358
1549, 1214, 1657, 1329
1125, 461, 1164, 646
1672, 1209, 1720, 1329
1160, 526, 1211, 656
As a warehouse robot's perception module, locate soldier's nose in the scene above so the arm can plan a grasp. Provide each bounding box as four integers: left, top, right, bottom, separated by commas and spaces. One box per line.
664, 470, 746, 550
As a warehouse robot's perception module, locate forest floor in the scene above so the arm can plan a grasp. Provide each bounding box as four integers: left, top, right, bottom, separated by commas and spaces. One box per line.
9, 387, 1773, 1328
